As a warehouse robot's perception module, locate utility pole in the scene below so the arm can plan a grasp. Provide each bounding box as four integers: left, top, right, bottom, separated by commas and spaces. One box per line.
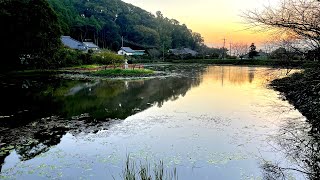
222, 37, 226, 59
121, 36, 124, 48
162, 42, 165, 61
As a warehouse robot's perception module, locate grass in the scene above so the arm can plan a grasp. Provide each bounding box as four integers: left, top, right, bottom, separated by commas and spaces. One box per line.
94, 69, 154, 76
121, 156, 178, 180
67, 64, 101, 69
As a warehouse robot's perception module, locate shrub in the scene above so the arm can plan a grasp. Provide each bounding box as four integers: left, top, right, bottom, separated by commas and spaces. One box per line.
92, 51, 124, 66
53, 48, 83, 68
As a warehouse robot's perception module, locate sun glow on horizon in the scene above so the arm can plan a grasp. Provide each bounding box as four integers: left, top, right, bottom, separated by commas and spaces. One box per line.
122, 0, 281, 49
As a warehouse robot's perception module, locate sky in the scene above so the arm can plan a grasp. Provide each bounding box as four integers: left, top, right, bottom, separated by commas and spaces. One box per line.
122, 0, 281, 49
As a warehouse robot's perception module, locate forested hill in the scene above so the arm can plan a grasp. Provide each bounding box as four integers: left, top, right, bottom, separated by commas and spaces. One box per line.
48, 0, 204, 51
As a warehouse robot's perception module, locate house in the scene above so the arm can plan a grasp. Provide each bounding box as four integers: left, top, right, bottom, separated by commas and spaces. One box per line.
242, 50, 269, 60
83, 42, 99, 51
256, 50, 269, 60
61, 36, 86, 51
61, 36, 100, 51
118, 47, 145, 56
168, 48, 198, 56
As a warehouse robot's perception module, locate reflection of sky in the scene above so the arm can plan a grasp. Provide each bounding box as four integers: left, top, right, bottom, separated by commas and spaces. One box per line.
2, 66, 305, 179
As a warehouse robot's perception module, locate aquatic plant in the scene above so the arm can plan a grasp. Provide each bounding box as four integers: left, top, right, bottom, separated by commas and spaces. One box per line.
121, 156, 178, 180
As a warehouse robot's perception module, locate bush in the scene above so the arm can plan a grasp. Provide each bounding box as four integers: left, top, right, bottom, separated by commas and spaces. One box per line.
92, 51, 124, 66
53, 48, 84, 68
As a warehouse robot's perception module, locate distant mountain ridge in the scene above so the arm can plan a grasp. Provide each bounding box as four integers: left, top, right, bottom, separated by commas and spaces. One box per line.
48, 0, 204, 51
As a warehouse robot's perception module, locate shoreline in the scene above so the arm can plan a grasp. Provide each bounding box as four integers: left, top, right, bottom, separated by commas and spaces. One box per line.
270, 67, 320, 131
55, 71, 175, 80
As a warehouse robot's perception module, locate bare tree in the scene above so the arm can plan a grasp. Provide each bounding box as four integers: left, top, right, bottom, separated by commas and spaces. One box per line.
272, 36, 306, 74
232, 42, 249, 59
243, 0, 320, 59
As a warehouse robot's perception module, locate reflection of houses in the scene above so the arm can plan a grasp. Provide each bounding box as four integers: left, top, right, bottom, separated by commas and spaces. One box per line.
61, 36, 99, 51
117, 47, 145, 56
168, 48, 198, 56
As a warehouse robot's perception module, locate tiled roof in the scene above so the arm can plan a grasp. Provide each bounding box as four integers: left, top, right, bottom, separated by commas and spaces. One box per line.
121, 47, 135, 53
61, 36, 85, 50
83, 42, 99, 48
169, 48, 198, 56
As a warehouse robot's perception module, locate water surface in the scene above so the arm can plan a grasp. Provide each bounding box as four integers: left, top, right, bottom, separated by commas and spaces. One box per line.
0, 65, 315, 179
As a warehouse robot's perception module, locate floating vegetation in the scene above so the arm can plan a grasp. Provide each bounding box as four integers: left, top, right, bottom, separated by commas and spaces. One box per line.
0, 145, 15, 156
207, 152, 248, 165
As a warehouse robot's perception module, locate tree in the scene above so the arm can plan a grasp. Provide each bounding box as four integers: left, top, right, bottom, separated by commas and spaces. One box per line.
249, 43, 258, 59
232, 43, 249, 59
243, 0, 320, 60
0, 0, 62, 69
131, 25, 160, 46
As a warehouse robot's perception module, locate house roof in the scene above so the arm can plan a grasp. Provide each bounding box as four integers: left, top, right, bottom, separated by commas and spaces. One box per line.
120, 47, 136, 53
169, 48, 198, 56
183, 48, 198, 55
83, 42, 99, 48
61, 36, 85, 50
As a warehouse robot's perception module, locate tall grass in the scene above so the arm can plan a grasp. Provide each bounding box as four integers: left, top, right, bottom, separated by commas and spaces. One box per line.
121, 156, 178, 180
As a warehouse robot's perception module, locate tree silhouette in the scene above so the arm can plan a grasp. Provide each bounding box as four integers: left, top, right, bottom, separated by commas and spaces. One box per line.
249, 43, 258, 59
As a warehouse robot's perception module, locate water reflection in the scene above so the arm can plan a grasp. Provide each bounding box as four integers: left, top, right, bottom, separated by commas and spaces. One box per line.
0, 65, 312, 179
204, 66, 257, 86
261, 117, 320, 179
58, 77, 202, 119
0, 68, 204, 172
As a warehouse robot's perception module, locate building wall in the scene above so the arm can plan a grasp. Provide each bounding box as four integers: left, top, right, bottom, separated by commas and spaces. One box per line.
118, 50, 133, 56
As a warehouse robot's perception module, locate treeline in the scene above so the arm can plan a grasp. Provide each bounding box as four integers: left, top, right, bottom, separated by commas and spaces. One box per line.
47, 0, 205, 51
0, 0, 62, 70
1, 0, 225, 70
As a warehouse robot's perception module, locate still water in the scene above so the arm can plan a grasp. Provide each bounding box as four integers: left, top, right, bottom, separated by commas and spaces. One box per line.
0, 65, 315, 179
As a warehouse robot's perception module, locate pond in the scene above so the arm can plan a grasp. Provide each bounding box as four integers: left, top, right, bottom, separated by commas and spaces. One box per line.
0, 65, 317, 179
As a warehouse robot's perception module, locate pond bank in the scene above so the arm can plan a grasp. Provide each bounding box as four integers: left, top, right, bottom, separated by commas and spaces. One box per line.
9, 67, 171, 80
271, 67, 320, 131
137, 59, 314, 67
55, 70, 172, 80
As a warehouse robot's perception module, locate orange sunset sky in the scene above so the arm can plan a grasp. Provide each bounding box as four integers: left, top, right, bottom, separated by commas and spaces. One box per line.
122, 0, 281, 49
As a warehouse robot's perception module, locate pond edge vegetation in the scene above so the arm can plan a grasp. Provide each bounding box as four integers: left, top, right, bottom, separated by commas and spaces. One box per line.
270, 66, 320, 132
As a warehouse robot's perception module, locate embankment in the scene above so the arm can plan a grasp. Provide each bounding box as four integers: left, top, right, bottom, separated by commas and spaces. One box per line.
271, 67, 320, 131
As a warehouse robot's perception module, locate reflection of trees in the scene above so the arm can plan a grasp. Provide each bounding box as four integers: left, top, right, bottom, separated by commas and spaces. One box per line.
205, 66, 256, 85
0, 66, 204, 172
58, 76, 201, 119
261, 118, 320, 179
248, 67, 255, 83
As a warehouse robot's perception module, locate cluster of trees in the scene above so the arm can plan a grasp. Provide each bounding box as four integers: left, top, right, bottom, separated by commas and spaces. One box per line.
1, 0, 227, 70
53, 48, 124, 67
47, 0, 205, 52
0, 0, 62, 69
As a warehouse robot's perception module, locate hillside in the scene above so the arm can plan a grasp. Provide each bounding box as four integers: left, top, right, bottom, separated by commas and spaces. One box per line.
48, 0, 204, 51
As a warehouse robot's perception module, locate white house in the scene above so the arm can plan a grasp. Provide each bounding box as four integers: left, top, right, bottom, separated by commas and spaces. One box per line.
118, 47, 145, 56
